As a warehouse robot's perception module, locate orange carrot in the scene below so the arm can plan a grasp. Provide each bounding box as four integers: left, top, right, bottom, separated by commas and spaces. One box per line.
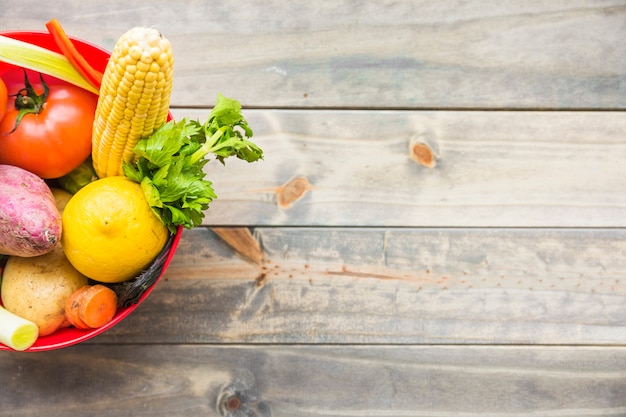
65, 286, 91, 329
65, 285, 118, 329
45, 18, 103, 89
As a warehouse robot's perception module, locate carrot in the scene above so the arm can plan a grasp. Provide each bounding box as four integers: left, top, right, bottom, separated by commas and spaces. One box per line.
65, 287, 91, 329
45, 18, 103, 89
65, 284, 118, 329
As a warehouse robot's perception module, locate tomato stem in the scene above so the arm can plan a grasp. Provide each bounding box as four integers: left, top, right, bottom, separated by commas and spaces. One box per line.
6, 71, 49, 134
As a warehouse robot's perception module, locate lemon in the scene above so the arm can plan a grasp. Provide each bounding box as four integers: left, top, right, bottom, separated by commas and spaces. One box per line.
61, 176, 169, 283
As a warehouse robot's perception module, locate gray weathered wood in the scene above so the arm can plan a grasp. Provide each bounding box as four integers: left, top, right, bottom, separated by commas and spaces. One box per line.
2, 0, 625, 109
1, 2, 625, 416
167, 109, 626, 228
89, 226, 626, 345
1, 344, 625, 417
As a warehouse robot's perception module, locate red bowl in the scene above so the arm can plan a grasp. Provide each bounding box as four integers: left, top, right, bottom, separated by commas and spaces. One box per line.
0, 31, 182, 352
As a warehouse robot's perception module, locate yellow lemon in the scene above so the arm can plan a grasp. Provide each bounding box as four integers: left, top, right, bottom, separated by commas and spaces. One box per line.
61, 176, 169, 283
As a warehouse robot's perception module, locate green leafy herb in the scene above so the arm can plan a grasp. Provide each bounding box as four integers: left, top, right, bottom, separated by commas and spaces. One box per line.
58, 157, 98, 194
123, 93, 263, 234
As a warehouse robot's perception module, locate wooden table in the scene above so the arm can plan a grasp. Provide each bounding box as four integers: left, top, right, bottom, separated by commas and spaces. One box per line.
1, 1, 625, 415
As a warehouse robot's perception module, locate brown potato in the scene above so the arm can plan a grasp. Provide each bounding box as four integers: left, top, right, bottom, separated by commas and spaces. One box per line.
50, 188, 73, 213
1, 245, 89, 336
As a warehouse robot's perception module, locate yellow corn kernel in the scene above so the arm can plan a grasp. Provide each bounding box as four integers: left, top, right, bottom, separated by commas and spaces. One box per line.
92, 27, 174, 178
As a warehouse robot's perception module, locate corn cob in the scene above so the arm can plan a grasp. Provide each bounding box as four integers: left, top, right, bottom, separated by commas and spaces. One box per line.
91, 27, 174, 178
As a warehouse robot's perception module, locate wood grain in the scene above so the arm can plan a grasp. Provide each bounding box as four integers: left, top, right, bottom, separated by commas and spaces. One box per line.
2, 0, 624, 109
88, 226, 626, 345
211, 227, 264, 265
1, 2, 624, 416
168, 109, 626, 228
0, 344, 624, 417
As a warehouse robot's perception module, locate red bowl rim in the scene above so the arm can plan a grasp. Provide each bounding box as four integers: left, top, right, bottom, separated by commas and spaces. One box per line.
3, 227, 182, 352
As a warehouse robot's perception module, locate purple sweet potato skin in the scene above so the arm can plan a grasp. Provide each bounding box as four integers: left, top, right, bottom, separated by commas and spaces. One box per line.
0, 164, 62, 257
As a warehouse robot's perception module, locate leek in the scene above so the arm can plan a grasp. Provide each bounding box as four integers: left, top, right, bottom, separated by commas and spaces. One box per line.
0, 34, 99, 95
0, 306, 39, 351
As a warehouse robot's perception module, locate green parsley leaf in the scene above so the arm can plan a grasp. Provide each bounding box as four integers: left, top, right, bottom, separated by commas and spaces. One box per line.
123, 94, 263, 234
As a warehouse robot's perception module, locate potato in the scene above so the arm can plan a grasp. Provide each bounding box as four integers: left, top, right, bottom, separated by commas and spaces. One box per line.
50, 188, 73, 213
1, 244, 89, 336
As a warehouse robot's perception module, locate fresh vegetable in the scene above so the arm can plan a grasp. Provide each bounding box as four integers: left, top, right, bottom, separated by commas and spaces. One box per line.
123, 93, 263, 233
50, 187, 73, 213
91, 26, 174, 178
57, 158, 98, 194
0, 21, 263, 349
45, 18, 104, 89
0, 77, 7, 121
0, 306, 39, 351
0, 34, 99, 94
1, 244, 89, 336
0, 71, 98, 178
65, 284, 118, 329
0, 164, 61, 257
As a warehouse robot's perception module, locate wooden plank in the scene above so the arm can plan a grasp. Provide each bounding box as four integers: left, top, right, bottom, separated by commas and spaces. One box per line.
0, 345, 626, 417
0, 344, 624, 417
3, 0, 625, 109
168, 109, 626, 228
92, 227, 626, 345
3, 3, 624, 416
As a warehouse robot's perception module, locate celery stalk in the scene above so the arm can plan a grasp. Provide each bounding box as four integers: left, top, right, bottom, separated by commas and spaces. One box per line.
0, 34, 99, 95
0, 306, 39, 351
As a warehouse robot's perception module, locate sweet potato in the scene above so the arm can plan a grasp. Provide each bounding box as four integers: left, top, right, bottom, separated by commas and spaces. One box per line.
0, 164, 62, 257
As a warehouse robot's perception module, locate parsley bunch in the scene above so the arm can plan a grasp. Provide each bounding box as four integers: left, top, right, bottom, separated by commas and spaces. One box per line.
123, 94, 263, 234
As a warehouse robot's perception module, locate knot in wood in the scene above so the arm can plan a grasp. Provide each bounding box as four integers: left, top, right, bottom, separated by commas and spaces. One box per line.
225, 395, 241, 411
218, 391, 245, 416
276, 176, 313, 209
408, 133, 439, 168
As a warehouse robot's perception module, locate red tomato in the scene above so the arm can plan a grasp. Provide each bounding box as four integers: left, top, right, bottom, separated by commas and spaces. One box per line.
0, 77, 7, 122
0, 70, 97, 179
